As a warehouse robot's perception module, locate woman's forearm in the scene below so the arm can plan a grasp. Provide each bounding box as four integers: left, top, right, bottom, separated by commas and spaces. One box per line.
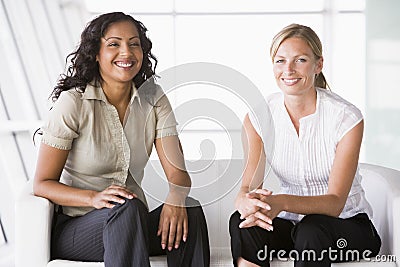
165, 171, 191, 205
33, 179, 96, 207
274, 193, 345, 218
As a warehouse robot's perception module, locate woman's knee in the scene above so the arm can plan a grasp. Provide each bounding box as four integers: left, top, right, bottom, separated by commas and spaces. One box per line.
229, 211, 242, 232
292, 214, 333, 249
184, 198, 210, 248
185, 197, 206, 222
111, 198, 147, 221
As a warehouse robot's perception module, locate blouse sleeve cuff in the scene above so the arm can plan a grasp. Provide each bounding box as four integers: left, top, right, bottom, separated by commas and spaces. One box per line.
155, 126, 178, 139
41, 131, 73, 150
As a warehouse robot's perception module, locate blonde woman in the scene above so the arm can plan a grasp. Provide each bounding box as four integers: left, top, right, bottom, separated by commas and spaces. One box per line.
229, 24, 381, 267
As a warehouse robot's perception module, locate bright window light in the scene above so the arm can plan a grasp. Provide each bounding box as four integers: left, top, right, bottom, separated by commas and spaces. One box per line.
84, 0, 173, 13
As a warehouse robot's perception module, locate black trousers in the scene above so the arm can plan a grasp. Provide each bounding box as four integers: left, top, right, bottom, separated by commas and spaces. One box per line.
51, 197, 210, 267
229, 211, 381, 267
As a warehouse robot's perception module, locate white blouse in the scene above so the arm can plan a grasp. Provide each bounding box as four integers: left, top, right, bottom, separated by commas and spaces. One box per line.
249, 88, 372, 222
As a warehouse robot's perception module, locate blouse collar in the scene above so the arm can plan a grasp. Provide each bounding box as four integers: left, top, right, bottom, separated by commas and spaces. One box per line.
82, 82, 141, 107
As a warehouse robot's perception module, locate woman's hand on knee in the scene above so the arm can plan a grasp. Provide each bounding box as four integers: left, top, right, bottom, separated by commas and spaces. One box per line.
157, 204, 188, 251
90, 184, 136, 209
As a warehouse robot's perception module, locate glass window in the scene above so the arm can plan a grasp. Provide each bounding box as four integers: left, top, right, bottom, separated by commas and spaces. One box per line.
175, 0, 324, 12
84, 0, 174, 13
133, 15, 176, 72
0, 0, 367, 163
175, 14, 323, 99
334, 0, 365, 11
330, 13, 366, 115
79, 1, 366, 160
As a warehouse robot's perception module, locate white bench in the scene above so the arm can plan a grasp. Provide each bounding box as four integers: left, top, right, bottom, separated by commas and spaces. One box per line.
15, 161, 400, 266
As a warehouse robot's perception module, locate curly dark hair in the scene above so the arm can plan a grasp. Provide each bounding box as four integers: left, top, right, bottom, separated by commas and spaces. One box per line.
51, 12, 158, 101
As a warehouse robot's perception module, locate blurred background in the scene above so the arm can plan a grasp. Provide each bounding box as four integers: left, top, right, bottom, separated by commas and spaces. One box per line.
1, 0, 399, 266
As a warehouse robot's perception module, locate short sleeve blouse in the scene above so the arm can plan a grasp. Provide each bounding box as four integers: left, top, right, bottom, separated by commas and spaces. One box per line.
41, 80, 178, 217
248, 88, 372, 222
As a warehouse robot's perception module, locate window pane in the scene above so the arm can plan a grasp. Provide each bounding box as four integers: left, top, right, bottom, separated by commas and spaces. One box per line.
170, 84, 248, 131
368, 40, 400, 109
176, 0, 324, 13
330, 13, 365, 115
175, 14, 323, 99
334, 0, 365, 11
132, 15, 175, 72
0, 2, 43, 120
84, 0, 174, 13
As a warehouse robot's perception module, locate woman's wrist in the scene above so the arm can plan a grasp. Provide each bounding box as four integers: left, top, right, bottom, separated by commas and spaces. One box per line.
234, 189, 248, 210
165, 191, 188, 206
87, 190, 99, 207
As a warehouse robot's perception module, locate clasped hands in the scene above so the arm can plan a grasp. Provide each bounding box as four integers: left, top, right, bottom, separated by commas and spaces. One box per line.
237, 189, 282, 231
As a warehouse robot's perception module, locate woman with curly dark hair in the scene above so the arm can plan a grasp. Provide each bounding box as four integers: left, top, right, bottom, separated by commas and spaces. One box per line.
51, 12, 156, 101
33, 12, 210, 267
